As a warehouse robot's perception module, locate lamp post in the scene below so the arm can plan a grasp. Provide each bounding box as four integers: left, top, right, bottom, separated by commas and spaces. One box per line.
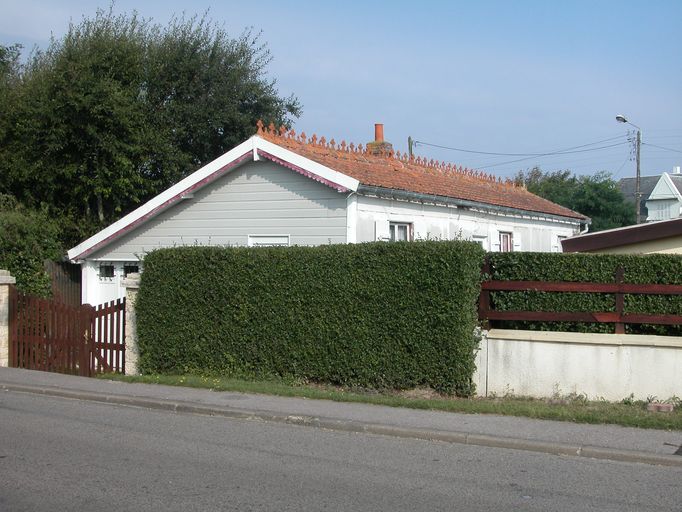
616, 114, 642, 224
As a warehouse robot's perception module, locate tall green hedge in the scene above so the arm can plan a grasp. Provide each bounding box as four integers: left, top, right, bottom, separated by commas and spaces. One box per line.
486, 252, 682, 334
136, 241, 485, 395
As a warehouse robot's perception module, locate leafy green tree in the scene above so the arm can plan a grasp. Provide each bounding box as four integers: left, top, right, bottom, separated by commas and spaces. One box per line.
0, 194, 63, 295
515, 167, 636, 232
0, 8, 300, 246
0, 44, 21, 179
2, 12, 149, 232
142, 16, 301, 189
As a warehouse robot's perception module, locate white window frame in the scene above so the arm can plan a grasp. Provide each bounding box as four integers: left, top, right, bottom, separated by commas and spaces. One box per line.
389, 222, 413, 242
499, 231, 513, 252
123, 263, 140, 277
473, 235, 488, 250
247, 234, 291, 247
98, 263, 115, 281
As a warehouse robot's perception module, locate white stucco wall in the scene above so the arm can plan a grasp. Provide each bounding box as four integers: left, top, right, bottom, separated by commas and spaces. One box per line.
353, 195, 580, 250
474, 329, 682, 401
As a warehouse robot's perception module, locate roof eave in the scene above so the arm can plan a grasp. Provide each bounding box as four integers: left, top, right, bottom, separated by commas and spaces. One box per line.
357, 185, 588, 224
562, 217, 682, 252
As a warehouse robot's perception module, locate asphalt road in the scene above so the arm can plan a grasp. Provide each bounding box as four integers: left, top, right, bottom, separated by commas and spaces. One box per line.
1, 390, 680, 512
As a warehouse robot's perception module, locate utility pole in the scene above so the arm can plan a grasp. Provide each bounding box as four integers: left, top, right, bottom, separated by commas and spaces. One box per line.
635, 128, 641, 224
616, 114, 643, 224
407, 136, 414, 159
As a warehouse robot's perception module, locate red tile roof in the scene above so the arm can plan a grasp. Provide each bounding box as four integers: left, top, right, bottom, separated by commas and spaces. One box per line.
257, 122, 588, 221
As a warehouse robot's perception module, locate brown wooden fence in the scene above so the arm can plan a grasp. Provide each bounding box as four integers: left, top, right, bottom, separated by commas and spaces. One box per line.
8, 286, 125, 376
479, 267, 682, 333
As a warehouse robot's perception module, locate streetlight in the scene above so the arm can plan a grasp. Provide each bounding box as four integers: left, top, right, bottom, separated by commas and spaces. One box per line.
616, 114, 642, 224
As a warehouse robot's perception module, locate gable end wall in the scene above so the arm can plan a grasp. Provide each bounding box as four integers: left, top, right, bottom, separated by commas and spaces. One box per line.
82, 160, 348, 304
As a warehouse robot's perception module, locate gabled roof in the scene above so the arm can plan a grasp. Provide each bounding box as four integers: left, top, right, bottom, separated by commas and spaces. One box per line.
648, 173, 682, 202
561, 217, 682, 253
68, 123, 587, 261
68, 136, 359, 261
257, 123, 587, 222
619, 175, 661, 202
671, 175, 682, 196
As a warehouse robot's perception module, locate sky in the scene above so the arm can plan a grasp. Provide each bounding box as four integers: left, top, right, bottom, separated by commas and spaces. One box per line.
1, 0, 681, 180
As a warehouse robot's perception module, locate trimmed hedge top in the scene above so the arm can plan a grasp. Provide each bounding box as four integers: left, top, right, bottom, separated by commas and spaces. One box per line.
135, 241, 485, 395
487, 251, 682, 284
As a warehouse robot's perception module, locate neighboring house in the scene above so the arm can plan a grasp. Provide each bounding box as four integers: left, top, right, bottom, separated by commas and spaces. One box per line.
68, 122, 589, 305
645, 169, 682, 222
561, 217, 682, 254
619, 166, 682, 222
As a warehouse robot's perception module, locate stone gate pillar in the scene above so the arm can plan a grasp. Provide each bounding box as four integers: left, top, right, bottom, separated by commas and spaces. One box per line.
0, 270, 17, 367
122, 272, 141, 375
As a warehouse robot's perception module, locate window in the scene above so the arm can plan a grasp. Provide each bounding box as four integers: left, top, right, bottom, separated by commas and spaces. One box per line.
247, 235, 290, 247
99, 264, 115, 279
499, 232, 513, 252
556, 235, 567, 253
123, 264, 139, 277
389, 222, 413, 242
473, 235, 487, 250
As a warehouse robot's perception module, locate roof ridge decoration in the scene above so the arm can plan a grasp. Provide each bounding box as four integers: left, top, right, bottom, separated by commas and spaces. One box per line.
256, 120, 516, 187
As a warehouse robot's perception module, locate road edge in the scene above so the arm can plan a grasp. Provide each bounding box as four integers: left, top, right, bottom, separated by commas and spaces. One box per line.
3, 382, 681, 468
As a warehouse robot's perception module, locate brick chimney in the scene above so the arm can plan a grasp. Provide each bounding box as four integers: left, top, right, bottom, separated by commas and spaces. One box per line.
366, 123, 393, 155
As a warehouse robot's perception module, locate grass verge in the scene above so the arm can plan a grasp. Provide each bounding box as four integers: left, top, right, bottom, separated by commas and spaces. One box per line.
101, 373, 682, 431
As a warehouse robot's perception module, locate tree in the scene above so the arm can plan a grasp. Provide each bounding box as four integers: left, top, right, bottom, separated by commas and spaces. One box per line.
515, 167, 636, 232
0, 8, 300, 246
142, 16, 301, 189
0, 194, 63, 295
0, 44, 21, 170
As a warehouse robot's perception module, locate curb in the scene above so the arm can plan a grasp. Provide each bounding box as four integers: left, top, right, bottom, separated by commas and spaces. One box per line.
3, 382, 681, 468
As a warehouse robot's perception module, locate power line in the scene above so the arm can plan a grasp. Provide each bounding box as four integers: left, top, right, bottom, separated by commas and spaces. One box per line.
612, 155, 633, 178
642, 142, 682, 154
472, 141, 630, 170
413, 134, 627, 157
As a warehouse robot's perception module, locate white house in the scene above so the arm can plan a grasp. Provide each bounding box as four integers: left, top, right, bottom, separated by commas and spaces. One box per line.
68, 122, 589, 305
645, 168, 682, 222
619, 166, 682, 222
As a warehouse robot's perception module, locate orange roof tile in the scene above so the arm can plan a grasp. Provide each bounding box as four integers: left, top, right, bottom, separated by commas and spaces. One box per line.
257, 121, 588, 221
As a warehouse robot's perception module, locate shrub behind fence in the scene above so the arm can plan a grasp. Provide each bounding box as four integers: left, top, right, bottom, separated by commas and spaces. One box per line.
485, 252, 682, 335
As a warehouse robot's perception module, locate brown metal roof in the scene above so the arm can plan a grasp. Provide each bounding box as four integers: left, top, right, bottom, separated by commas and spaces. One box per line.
562, 217, 682, 252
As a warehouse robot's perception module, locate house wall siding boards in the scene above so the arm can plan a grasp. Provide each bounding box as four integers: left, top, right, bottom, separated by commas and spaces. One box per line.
88, 160, 348, 262
82, 160, 347, 305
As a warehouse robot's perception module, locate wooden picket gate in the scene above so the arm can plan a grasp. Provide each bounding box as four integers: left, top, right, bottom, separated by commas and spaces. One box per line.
8, 286, 126, 376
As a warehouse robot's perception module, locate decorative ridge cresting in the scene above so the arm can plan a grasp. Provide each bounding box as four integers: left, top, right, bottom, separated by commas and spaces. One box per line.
256, 120, 517, 187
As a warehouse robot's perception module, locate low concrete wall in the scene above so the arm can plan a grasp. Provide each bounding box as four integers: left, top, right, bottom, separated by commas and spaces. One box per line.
474, 329, 682, 401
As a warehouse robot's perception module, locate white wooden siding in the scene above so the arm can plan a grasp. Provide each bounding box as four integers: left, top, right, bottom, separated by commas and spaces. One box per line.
88, 160, 348, 262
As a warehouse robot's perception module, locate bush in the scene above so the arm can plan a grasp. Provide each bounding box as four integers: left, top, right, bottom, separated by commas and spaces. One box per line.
135, 241, 485, 395
486, 252, 682, 335
0, 194, 63, 295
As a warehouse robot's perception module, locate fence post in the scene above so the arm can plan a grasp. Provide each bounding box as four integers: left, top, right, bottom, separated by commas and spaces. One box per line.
478, 256, 491, 329
614, 266, 625, 334
0, 270, 17, 367
122, 273, 141, 375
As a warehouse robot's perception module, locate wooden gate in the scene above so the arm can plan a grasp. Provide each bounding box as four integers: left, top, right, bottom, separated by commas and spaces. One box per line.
8, 286, 126, 376
91, 299, 126, 374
